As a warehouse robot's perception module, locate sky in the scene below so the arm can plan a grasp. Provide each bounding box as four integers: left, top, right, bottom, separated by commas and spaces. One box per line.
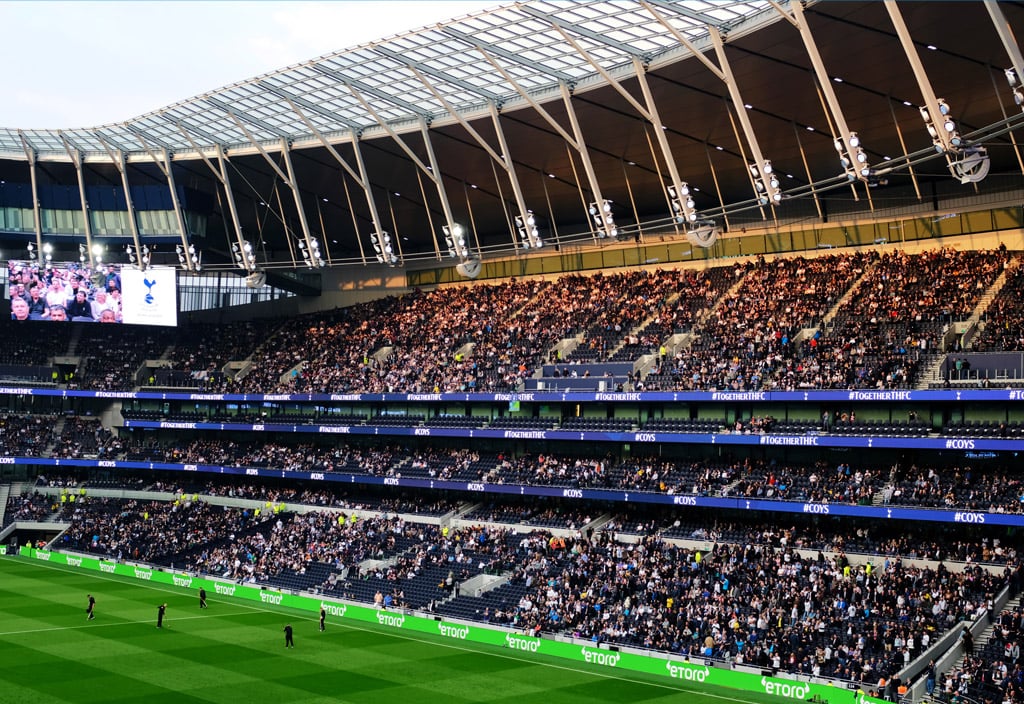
2, 1, 501, 129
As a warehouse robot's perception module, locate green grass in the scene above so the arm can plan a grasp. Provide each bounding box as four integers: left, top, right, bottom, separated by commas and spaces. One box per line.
0, 556, 766, 704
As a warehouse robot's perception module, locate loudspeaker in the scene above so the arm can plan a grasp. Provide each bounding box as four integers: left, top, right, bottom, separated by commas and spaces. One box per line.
456, 258, 482, 279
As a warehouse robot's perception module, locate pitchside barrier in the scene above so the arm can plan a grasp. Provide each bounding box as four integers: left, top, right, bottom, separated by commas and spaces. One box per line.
16, 546, 886, 704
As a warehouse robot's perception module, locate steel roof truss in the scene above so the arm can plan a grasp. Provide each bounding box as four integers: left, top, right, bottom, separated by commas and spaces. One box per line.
204, 96, 289, 141
440, 25, 575, 85
884, 1, 960, 159
402, 64, 505, 167
17, 130, 44, 259
343, 82, 436, 182
372, 45, 502, 104
222, 112, 290, 185
462, 40, 580, 149
985, 1, 1024, 113
785, 2, 868, 184
488, 101, 535, 251
707, 26, 778, 212
57, 133, 98, 268
94, 135, 146, 270
558, 82, 613, 241
271, 91, 379, 263
544, 21, 650, 119
308, 63, 429, 119
522, 4, 646, 59
278, 138, 321, 268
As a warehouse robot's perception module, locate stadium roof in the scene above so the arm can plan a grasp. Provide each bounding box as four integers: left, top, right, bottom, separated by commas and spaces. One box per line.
1, 0, 773, 156
2, 1, 1023, 272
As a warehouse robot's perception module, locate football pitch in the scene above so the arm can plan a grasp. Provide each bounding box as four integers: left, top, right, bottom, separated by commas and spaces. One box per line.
0, 556, 769, 704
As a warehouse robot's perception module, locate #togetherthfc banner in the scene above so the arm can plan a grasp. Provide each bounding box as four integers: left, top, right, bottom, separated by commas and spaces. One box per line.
11, 454, 1022, 526
0, 386, 1019, 403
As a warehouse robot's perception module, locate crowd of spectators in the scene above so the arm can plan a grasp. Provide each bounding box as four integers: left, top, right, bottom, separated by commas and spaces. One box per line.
1, 247, 1022, 394
190, 510, 429, 583
646, 254, 870, 391
8, 245, 1024, 702
3, 490, 53, 527
52, 416, 122, 459
461, 498, 594, 530
10, 466, 1024, 697
157, 319, 281, 386
559, 268, 722, 363
57, 496, 265, 564
802, 248, 1010, 391
975, 258, 1024, 353
19, 428, 1024, 515
476, 533, 1011, 685
14, 472, 1023, 569
77, 326, 178, 391
0, 414, 56, 456
883, 464, 1024, 513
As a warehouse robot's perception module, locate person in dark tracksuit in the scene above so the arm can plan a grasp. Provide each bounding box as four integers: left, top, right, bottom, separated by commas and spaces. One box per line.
157, 603, 167, 628
86, 594, 96, 621
199, 588, 208, 609
320, 607, 326, 632
284, 623, 294, 648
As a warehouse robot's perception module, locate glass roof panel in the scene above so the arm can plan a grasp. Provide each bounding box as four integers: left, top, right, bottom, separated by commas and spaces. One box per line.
7, 0, 775, 157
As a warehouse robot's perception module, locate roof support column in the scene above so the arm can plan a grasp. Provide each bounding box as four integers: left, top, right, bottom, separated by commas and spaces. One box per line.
57, 135, 100, 269
642, 1, 782, 224
342, 80, 453, 260
884, 0, 963, 156
392, 58, 539, 253
415, 117, 465, 258
708, 28, 779, 208
540, 12, 708, 237
122, 128, 196, 270
174, 122, 251, 273
17, 132, 44, 265
559, 82, 615, 241
347, 135, 385, 263
985, 0, 1024, 101
214, 145, 255, 273
279, 139, 323, 267
630, 56, 700, 232
159, 148, 196, 270
221, 110, 321, 268
96, 137, 147, 271
776, 1, 871, 183
270, 90, 377, 263
132, 139, 194, 270
488, 102, 542, 250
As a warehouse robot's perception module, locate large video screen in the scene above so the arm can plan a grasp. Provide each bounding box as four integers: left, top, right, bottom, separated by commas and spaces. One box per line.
7, 260, 178, 327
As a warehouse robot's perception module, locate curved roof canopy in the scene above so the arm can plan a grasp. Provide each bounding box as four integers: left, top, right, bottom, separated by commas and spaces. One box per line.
2, 0, 1023, 273
1, 0, 773, 157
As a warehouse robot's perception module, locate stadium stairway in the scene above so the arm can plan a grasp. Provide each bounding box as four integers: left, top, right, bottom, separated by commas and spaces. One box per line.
64, 323, 85, 357
961, 257, 1020, 351
464, 572, 508, 596
46, 418, 67, 456
682, 272, 748, 352
605, 291, 681, 361
819, 259, 878, 329
917, 356, 953, 390
928, 592, 1024, 704
0, 483, 10, 526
